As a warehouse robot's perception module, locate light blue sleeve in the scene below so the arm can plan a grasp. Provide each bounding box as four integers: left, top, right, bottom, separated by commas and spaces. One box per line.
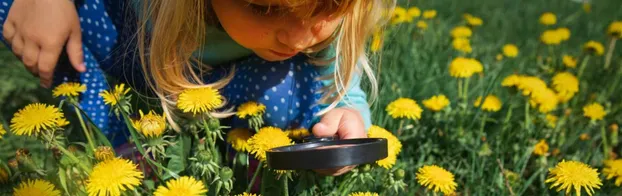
315, 64, 372, 131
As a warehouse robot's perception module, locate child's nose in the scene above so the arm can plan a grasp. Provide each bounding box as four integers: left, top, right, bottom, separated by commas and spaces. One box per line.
276, 18, 325, 51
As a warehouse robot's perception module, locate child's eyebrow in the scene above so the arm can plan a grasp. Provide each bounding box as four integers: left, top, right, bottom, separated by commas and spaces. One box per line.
243, 0, 283, 7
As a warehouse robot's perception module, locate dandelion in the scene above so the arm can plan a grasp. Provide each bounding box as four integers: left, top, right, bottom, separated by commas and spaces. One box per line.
177, 87, 223, 115
56, 118, 69, 127
416, 165, 458, 195
603, 159, 622, 186
474, 95, 502, 112
516, 76, 547, 96
545, 160, 602, 196
502, 44, 519, 58
285, 128, 311, 140
552, 72, 579, 103
386, 98, 423, 120
556, 28, 571, 41
579, 133, 590, 141
95, 146, 115, 162
234, 193, 259, 196
0, 167, 7, 184
546, 114, 558, 128
227, 128, 253, 152
464, 14, 483, 27
248, 127, 293, 162
407, 6, 421, 19
533, 140, 549, 156
583, 41, 605, 56
133, 110, 167, 138
450, 26, 472, 38
539, 12, 557, 25
236, 101, 266, 119
87, 158, 144, 196
423, 94, 450, 112
349, 192, 379, 196
10, 103, 64, 136
452, 37, 472, 53
423, 10, 437, 19
13, 179, 61, 196
530, 88, 559, 113
52, 82, 87, 98
416, 21, 428, 29
502, 74, 522, 87
541, 30, 563, 45
448, 57, 483, 78
370, 31, 382, 52
0, 125, 6, 139
391, 7, 408, 24
368, 125, 402, 169
153, 176, 207, 196
496, 54, 504, 61
607, 21, 622, 38
99, 84, 131, 107
583, 103, 606, 121
563, 55, 578, 68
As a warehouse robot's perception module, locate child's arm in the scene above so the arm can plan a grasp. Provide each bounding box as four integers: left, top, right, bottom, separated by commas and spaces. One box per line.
2, 0, 84, 87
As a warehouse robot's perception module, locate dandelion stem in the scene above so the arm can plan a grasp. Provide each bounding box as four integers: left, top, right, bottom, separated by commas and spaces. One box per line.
55, 143, 91, 173
396, 119, 404, 136
601, 123, 610, 160
282, 174, 289, 196
604, 38, 617, 70
577, 55, 591, 79
496, 159, 516, 196
479, 113, 488, 139
73, 105, 96, 152
247, 161, 263, 193
524, 99, 531, 131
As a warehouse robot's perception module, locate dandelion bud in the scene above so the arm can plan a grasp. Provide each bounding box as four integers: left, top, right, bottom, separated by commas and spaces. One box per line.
95, 146, 115, 161
219, 167, 233, 181
564, 108, 572, 116
610, 124, 619, 132
0, 167, 8, 184
67, 145, 79, 153
362, 164, 372, 173
208, 118, 220, 130
394, 169, 406, 180
8, 159, 18, 169
197, 150, 212, 162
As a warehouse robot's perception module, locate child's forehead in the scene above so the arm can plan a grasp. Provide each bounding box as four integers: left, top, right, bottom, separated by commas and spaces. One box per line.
244, 0, 298, 6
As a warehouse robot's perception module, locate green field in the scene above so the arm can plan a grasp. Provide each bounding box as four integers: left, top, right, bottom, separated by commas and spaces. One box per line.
1, 0, 622, 195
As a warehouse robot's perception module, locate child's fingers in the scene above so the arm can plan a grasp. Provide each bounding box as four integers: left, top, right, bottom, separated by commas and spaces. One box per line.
312, 109, 344, 137
66, 24, 84, 72
2, 21, 16, 43
11, 33, 24, 57
21, 40, 40, 67
38, 44, 63, 88
335, 111, 366, 139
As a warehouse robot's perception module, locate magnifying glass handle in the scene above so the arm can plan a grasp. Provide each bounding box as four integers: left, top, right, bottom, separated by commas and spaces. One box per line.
303, 136, 337, 143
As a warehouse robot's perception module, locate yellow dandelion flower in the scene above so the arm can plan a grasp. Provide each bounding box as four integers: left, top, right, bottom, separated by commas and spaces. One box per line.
99, 84, 131, 107
563, 55, 578, 68
0, 167, 7, 184
95, 146, 115, 161
370, 31, 382, 52
56, 118, 70, 127
227, 128, 253, 152
552, 72, 579, 103
391, 7, 408, 24
0, 125, 6, 139
349, 192, 379, 196
10, 103, 64, 136
386, 98, 423, 120
502, 74, 522, 87
603, 159, 622, 186
496, 54, 504, 61
248, 127, 293, 162
135, 110, 167, 138
52, 82, 87, 97
285, 128, 311, 140
416, 20, 428, 29
423, 94, 450, 112
236, 101, 266, 119
502, 44, 519, 58
583, 41, 605, 56
545, 160, 602, 196
579, 133, 590, 141
153, 176, 207, 196
450, 26, 472, 38
546, 114, 558, 128
533, 140, 549, 156
87, 158, 144, 196
531, 88, 559, 113
368, 125, 402, 169
177, 87, 223, 115
464, 14, 483, 27
13, 179, 61, 196
607, 21, 622, 38
234, 193, 259, 196
541, 30, 563, 45
539, 12, 557, 25
416, 165, 458, 195
556, 28, 571, 41
452, 37, 472, 53
474, 95, 502, 112
448, 57, 483, 78
423, 10, 437, 19
516, 76, 547, 96
407, 7, 421, 19
583, 103, 606, 121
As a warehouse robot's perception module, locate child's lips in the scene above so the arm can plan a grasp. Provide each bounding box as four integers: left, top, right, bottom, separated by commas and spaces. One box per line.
270, 50, 298, 58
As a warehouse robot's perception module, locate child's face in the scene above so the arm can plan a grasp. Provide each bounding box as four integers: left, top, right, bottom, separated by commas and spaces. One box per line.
211, 0, 344, 61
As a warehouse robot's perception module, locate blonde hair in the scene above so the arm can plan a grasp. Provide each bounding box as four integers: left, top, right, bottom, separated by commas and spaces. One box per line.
137, 0, 395, 130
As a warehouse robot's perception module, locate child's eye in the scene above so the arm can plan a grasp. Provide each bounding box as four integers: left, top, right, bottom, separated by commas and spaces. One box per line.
248, 4, 274, 16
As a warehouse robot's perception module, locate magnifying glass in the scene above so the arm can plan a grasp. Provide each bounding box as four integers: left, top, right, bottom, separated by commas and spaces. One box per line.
266, 137, 388, 170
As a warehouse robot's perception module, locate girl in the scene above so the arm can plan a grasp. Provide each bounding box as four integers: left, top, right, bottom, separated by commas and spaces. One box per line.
0, 0, 393, 176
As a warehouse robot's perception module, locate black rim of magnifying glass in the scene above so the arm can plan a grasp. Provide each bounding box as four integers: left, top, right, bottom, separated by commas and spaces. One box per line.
266, 138, 388, 170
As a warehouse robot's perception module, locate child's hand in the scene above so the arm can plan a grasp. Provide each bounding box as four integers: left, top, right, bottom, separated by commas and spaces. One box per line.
312, 107, 366, 176
3, 0, 85, 88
